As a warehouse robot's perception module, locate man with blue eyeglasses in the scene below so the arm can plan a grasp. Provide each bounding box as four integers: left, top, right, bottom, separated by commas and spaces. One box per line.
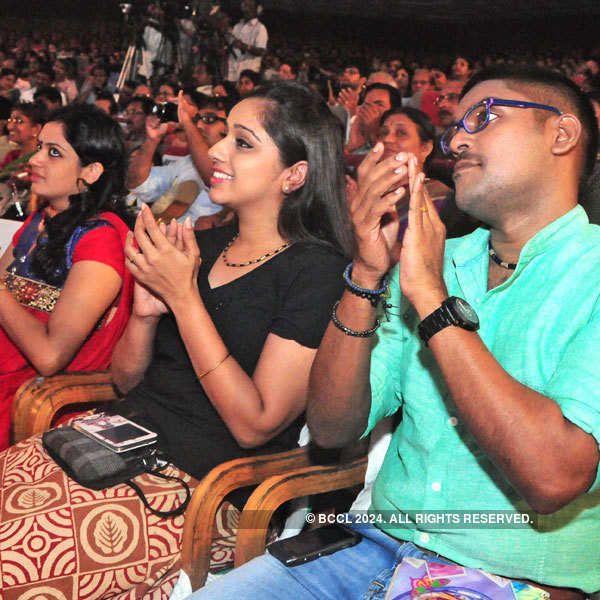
189, 66, 599, 600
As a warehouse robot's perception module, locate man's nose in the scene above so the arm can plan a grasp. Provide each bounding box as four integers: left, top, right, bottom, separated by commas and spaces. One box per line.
449, 125, 472, 155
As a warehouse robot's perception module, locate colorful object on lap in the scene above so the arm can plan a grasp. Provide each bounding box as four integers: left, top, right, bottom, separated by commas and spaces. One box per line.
385, 557, 549, 600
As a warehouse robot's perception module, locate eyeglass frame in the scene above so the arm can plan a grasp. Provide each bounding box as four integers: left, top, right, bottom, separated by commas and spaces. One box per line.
192, 112, 227, 126
440, 97, 562, 156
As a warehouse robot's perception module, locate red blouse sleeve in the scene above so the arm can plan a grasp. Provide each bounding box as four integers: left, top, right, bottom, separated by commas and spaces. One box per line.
71, 225, 125, 278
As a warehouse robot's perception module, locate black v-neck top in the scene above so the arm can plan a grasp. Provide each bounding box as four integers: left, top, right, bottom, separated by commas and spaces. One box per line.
116, 224, 347, 483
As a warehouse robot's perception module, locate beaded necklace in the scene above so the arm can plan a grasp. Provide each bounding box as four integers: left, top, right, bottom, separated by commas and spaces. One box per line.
222, 233, 290, 267
488, 242, 517, 270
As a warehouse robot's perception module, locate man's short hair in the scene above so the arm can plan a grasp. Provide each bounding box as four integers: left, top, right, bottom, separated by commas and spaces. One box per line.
34, 86, 62, 106
462, 65, 599, 181
128, 95, 155, 115
184, 90, 232, 115
362, 83, 402, 109
239, 69, 262, 86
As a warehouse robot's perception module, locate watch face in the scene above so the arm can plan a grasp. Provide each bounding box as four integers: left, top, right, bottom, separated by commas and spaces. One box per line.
449, 297, 479, 330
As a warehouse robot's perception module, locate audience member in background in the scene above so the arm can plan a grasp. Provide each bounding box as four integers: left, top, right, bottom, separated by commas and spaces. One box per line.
122, 95, 154, 155
346, 83, 402, 154
395, 67, 410, 96
0, 105, 133, 450
34, 86, 62, 112
339, 65, 364, 92
0, 69, 20, 104
278, 60, 298, 81
53, 58, 78, 103
77, 63, 110, 105
366, 71, 398, 89
126, 92, 226, 223
133, 82, 152, 98
154, 80, 178, 104
410, 68, 432, 95
427, 78, 465, 187
236, 68, 262, 98
376, 106, 451, 262
431, 67, 448, 90
115, 78, 136, 113
19, 66, 57, 103
0, 102, 47, 180
435, 79, 464, 132
93, 90, 118, 116
191, 62, 215, 95
451, 55, 473, 83
227, 0, 268, 82
334, 65, 366, 123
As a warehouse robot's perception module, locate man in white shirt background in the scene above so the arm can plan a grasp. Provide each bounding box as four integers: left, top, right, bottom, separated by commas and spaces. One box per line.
227, 0, 268, 82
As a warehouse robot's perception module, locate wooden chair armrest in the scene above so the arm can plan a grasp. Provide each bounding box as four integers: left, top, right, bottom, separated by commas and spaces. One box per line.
233, 455, 367, 568
182, 446, 314, 590
11, 370, 118, 442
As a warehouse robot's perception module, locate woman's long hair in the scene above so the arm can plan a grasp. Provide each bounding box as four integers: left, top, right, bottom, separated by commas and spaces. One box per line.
31, 104, 129, 286
246, 82, 354, 258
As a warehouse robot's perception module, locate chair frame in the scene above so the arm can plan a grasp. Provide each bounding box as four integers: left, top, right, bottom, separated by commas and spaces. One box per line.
11, 371, 368, 590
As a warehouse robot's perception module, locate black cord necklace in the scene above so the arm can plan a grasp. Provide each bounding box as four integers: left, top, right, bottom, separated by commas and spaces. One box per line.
488, 241, 517, 270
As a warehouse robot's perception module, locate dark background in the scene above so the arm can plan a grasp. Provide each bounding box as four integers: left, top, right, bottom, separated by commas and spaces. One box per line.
2, 0, 599, 55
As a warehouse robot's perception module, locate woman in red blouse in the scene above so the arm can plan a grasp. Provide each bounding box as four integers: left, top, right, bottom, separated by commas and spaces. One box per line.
0, 104, 133, 449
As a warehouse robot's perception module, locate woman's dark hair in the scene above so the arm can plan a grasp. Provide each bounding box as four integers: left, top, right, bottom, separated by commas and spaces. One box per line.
31, 104, 129, 286
246, 81, 354, 257
13, 100, 48, 126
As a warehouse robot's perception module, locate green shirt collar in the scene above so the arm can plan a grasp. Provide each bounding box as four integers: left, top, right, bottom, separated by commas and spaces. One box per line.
451, 204, 589, 270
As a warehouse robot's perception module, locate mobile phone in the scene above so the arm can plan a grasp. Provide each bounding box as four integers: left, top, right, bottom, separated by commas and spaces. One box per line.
73, 413, 157, 452
267, 524, 362, 567
152, 101, 178, 123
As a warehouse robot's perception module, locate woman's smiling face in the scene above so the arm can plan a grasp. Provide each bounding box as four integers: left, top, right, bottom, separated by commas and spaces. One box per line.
207, 98, 291, 210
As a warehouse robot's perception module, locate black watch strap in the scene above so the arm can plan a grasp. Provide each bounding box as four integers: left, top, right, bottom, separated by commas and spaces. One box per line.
417, 297, 479, 346
418, 302, 454, 346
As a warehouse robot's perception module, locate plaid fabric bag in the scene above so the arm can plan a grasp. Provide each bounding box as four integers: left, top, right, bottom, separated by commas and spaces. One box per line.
42, 425, 191, 517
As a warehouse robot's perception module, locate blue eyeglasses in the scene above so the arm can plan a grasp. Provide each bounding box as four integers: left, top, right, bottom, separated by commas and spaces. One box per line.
440, 97, 562, 156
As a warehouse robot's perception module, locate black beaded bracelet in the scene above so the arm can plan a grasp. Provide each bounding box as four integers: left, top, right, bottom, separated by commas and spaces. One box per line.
343, 263, 388, 307
331, 301, 380, 337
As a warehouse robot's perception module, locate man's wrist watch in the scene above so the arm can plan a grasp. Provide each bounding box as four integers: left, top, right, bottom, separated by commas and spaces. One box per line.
417, 296, 479, 346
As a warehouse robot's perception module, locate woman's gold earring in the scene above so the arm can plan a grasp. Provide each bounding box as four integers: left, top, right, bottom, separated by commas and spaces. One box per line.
284, 185, 290, 193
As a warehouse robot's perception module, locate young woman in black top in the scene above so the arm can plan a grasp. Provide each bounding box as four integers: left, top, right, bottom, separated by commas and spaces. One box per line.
112, 81, 353, 475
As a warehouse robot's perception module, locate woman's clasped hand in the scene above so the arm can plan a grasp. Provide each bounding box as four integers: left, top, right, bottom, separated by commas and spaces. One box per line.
125, 205, 201, 311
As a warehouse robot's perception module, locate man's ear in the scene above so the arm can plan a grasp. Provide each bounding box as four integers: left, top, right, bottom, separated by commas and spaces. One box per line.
80, 162, 104, 186
282, 160, 308, 194
551, 113, 582, 157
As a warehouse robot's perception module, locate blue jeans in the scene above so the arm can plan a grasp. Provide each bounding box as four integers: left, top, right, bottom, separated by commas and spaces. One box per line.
189, 522, 453, 600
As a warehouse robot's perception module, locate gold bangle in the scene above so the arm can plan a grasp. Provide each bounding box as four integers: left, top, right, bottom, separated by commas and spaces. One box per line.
198, 352, 230, 380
